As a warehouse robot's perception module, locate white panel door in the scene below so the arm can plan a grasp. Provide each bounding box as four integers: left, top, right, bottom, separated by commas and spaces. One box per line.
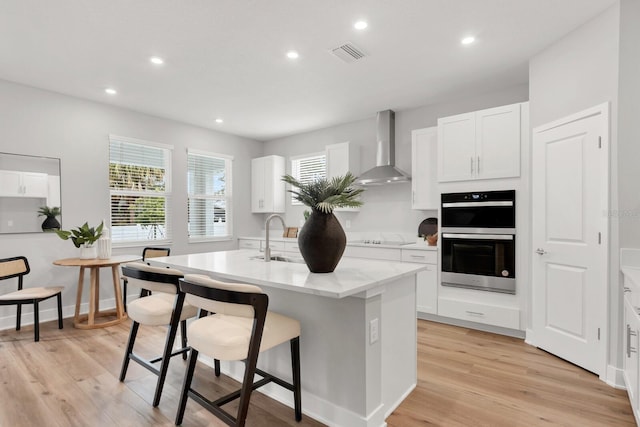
437, 112, 475, 182
476, 103, 521, 180
531, 104, 608, 376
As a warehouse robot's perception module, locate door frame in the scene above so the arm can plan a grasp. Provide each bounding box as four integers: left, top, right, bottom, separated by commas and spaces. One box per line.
527, 102, 610, 379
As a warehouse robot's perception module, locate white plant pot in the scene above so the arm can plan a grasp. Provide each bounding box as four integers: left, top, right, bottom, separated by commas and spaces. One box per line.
79, 245, 97, 259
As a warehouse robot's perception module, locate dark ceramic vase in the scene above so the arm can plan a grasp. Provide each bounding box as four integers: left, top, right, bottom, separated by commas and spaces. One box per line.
41, 216, 61, 231
298, 209, 346, 273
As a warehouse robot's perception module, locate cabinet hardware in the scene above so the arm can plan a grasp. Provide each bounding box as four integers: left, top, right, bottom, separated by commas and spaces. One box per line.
477, 156, 480, 174
625, 286, 632, 293
410, 255, 425, 258
598, 136, 602, 149
598, 232, 601, 244
470, 157, 474, 174
535, 248, 547, 255
628, 324, 631, 358
412, 191, 415, 205
465, 310, 485, 316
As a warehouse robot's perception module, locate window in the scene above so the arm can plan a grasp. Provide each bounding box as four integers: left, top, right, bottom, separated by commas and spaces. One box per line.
109, 135, 172, 245
187, 149, 233, 241
290, 152, 326, 205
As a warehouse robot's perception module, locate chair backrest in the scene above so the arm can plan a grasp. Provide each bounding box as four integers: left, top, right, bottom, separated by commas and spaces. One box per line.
180, 274, 266, 319
142, 247, 171, 262
0, 256, 29, 288
121, 262, 183, 294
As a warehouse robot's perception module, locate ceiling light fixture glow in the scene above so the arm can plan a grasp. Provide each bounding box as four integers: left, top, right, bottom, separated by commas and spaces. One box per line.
215, 118, 224, 124
105, 88, 117, 95
461, 36, 476, 45
150, 56, 164, 65
286, 50, 299, 59
354, 21, 368, 30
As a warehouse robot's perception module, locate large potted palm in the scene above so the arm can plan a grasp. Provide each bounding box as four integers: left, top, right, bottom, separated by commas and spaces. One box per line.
282, 172, 364, 273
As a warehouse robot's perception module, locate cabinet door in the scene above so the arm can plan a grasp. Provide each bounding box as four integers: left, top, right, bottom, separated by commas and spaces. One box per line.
251, 157, 266, 212
625, 298, 639, 410
475, 103, 521, 180
0, 170, 22, 196
416, 266, 437, 315
437, 112, 475, 182
22, 172, 48, 198
411, 127, 438, 210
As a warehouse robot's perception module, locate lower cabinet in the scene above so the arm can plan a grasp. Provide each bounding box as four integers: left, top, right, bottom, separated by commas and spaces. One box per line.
624, 295, 640, 420
438, 297, 520, 330
401, 249, 438, 315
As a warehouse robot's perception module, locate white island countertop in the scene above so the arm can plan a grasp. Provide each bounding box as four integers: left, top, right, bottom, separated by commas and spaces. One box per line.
148, 249, 427, 298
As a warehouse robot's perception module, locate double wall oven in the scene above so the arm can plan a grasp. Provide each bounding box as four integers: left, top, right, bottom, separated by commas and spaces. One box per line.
441, 190, 516, 294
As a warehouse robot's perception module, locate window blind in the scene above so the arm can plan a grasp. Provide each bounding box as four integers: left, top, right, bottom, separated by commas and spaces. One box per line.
187, 149, 233, 241
109, 136, 172, 244
291, 153, 326, 204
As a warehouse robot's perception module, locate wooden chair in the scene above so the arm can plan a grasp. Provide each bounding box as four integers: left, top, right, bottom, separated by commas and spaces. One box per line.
119, 262, 198, 407
122, 246, 171, 311
175, 274, 302, 427
0, 256, 64, 342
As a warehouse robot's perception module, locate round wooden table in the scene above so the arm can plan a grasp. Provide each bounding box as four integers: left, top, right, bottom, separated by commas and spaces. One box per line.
53, 255, 140, 329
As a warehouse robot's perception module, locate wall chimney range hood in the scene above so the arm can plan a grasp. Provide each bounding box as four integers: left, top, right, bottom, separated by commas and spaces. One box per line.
355, 110, 411, 186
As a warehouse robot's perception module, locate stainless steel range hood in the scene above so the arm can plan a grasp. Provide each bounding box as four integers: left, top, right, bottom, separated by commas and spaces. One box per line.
355, 110, 411, 186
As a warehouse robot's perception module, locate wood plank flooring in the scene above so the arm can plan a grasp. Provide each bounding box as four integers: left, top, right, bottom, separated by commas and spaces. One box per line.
0, 318, 635, 426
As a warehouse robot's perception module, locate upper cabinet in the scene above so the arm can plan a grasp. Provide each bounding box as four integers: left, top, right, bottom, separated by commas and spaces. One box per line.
411, 127, 438, 210
326, 142, 360, 212
251, 155, 285, 213
0, 170, 48, 198
437, 102, 524, 182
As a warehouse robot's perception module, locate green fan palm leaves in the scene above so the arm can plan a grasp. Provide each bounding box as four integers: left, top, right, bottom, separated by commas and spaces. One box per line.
282, 172, 364, 214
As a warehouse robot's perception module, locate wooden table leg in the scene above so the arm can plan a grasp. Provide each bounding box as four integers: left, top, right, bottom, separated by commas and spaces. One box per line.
88, 267, 97, 326
74, 267, 85, 325
94, 267, 100, 313
112, 265, 125, 319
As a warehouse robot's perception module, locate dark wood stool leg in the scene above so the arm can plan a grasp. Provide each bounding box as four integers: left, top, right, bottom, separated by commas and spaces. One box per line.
16, 303, 22, 331
180, 320, 188, 360
57, 293, 63, 329
153, 296, 184, 407
123, 278, 128, 313
214, 359, 221, 377
175, 348, 199, 426
291, 337, 302, 421
33, 301, 40, 342
120, 321, 140, 381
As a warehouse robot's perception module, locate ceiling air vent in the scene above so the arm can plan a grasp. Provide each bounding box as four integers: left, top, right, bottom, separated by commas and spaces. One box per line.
330, 42, 366, 63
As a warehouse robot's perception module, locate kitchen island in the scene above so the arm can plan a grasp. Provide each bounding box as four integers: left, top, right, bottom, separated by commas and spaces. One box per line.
148, 249, 426, 427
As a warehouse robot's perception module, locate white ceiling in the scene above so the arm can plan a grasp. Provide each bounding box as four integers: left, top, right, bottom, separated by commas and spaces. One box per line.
0, 0, 617, 141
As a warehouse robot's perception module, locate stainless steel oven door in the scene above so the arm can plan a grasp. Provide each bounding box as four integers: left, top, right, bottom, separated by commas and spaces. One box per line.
441, 232, 515, 294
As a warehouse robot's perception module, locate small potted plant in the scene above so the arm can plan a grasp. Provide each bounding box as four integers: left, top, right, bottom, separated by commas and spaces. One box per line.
37, 206, 61, 231
282, 172, 364, 273
56, 221, 104, 259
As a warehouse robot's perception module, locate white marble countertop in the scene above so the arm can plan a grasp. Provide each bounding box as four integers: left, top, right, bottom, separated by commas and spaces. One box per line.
238, 236, 438, 251
148, 249, 427, 299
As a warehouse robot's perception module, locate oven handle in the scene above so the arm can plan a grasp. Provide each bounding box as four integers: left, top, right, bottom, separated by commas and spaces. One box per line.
442, 233, 514, 240
442, 201, 513, 208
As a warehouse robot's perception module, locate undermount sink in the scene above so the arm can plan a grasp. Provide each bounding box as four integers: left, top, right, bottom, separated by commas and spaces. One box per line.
250, 254, 306, 264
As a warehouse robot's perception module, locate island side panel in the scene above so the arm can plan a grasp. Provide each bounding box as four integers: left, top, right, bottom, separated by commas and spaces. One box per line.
381, 274, 418, 418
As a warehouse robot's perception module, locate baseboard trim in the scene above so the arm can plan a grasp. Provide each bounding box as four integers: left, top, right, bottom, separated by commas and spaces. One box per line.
606, 364, 626, 390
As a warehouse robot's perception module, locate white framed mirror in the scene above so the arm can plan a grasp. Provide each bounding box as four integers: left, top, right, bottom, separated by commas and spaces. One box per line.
0, 152, 62, 234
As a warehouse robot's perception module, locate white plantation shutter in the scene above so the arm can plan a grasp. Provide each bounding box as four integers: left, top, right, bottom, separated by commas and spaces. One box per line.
187, 149, 233, 241
109, 135, 172, 245
291, 153, 326, 205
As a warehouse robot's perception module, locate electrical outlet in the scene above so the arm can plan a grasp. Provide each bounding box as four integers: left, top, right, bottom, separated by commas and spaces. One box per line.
370, 318, 379, 344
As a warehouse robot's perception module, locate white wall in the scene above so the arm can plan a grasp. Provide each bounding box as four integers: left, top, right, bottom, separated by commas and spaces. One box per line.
263, 84, 529, 238
0, 79, 264, 327
529, 3, 622, 374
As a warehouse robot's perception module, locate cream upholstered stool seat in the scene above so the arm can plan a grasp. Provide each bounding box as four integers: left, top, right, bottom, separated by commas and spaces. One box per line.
119, 262, 198, 407
122, 246, 171, 312
175, 274, 302, 427
0, 256, 64, 342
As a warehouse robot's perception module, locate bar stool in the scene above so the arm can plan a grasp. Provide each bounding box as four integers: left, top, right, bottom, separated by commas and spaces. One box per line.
122, 246, 171, 312
119, 263, 198, 407
175, 274, 302, 427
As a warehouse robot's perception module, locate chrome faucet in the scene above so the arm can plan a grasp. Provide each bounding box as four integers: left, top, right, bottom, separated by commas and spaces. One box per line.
264, 214, 287, 262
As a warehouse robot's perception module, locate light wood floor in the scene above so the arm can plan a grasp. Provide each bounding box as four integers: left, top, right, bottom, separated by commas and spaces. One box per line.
0, 318, 635, 426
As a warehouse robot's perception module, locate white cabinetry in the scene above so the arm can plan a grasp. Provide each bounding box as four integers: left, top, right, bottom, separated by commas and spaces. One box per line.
438, 102, 523, 182
251, 155, 285, 213
411, 127, 438, 210
625, 296, 639, 415
326, 142, 360, 212
402, 249, 437, 315
0, 170, 48, 198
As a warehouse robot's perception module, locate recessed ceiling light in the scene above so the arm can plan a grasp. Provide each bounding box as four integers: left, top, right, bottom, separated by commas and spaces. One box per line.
105, 88, 117, 95
150, 56, 164, 65
461, 36, 476, 45
354, 21, 368, 30
215, 118, 224, 124
286, 50, 299, 59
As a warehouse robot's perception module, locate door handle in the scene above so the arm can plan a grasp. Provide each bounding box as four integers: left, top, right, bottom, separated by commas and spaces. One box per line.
535, 248, 547, 255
